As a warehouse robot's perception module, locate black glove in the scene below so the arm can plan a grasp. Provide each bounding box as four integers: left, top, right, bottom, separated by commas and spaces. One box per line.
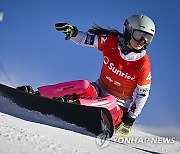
55, 23, 78, 40
122, 112, 135, 126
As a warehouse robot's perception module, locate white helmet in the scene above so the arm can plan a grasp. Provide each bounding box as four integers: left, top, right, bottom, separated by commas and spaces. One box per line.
124, 14, 155, 45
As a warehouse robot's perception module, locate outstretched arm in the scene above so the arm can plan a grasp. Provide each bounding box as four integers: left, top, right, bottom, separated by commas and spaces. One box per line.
55, 22, 98, 48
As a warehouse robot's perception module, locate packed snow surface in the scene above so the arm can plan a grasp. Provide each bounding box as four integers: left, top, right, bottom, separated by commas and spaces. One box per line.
0, 96, 179, 154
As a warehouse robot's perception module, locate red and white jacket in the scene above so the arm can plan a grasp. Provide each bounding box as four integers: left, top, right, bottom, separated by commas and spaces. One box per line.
71, 31, 152, 119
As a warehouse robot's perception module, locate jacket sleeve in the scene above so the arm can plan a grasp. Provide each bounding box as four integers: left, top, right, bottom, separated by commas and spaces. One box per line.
128, 57, 152, 119
70, 31, 98, 48
128, 83, 151, 119
70, 31, 117, 51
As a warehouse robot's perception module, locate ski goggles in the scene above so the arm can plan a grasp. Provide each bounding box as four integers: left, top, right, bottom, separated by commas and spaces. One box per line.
124, 19, 153, 45
132, 30, 153, 45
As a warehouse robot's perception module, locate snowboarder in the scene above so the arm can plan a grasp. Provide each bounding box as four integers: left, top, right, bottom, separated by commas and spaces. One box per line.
18, 14, 156, 137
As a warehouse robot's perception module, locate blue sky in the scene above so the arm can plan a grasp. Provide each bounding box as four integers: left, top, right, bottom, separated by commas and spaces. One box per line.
0, 0, 180, 132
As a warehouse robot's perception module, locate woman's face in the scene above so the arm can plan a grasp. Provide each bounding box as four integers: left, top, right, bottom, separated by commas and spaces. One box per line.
129, 38, 145, 50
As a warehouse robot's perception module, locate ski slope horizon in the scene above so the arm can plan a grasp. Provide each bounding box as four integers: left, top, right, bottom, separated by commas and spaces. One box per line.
0, 95, 180, 154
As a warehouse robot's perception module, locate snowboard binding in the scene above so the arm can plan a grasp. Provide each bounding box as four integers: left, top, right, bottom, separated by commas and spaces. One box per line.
52, 93, 80, 105
16, 85, 39, 95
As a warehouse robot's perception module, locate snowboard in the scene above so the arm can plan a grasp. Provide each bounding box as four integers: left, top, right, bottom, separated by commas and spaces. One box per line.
0, 83, 114, 137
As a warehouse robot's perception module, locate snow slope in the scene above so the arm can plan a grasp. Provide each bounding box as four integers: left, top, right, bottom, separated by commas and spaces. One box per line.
0, 96, 180, 154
